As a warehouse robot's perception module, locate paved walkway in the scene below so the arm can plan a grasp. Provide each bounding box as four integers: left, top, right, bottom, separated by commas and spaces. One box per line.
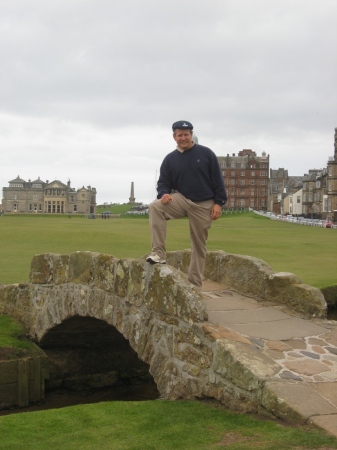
201, 279, 337, 439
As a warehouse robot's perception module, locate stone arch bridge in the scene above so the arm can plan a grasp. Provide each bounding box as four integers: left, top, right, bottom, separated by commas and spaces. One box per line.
0, 250, 328, 420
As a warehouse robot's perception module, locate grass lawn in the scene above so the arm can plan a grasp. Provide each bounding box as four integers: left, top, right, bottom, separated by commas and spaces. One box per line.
0, 315, 39, 359
0, 212, 336, 288
1, 212, 337, 448
0, 400, 337, 450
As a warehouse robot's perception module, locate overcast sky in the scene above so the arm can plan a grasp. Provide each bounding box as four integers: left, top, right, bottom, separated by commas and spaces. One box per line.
1, 0, 336, 204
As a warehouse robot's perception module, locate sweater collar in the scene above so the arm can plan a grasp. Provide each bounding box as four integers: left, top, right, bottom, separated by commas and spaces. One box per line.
176, 142, 195, 153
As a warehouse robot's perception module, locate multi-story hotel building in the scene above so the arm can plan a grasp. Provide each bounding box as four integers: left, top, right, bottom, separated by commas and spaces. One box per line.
218, 149, 269, 210
327, 128, 337, 222
2, 176, 97, 214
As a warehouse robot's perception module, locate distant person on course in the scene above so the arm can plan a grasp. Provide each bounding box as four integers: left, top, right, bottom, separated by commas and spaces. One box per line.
146, 120, 227, 288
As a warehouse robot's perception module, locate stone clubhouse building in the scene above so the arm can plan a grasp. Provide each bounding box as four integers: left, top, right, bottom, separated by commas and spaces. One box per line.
1, 176, 97, 215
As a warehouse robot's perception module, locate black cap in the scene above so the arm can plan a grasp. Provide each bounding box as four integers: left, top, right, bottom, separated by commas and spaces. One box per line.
172, 120, 193, 131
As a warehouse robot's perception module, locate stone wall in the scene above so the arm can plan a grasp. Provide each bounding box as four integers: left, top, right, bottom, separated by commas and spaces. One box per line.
0, 352, 48, 409
167, 250, 327, 318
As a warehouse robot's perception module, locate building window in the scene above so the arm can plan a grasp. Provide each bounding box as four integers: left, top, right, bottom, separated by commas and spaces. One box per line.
297, 196, 300, 203
231, 171, 235, 176
251, 171, 255, 176
240, 171, 245, 176
328, 198, 332, 212
240, 180, 245, 185
45, 201, 51, 213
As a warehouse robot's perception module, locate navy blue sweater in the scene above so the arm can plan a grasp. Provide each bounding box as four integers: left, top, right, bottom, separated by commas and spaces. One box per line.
157, 144, 227, 206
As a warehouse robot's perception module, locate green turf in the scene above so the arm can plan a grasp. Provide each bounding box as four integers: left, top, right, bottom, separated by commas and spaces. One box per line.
0, 400, 336, 450
0, 315, 36, 355
0, 212, 335, 288
1, 212, 337, 448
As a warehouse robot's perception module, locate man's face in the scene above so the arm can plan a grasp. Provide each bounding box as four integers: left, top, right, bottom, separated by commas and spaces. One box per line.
173, 129, 193, 150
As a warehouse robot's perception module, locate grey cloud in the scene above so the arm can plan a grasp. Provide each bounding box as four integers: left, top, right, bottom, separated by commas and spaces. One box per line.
1, 0, 337, 203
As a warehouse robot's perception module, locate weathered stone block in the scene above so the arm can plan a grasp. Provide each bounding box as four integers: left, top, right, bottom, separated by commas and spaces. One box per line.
0, 284, 32, 325
262, 381, 337, 424
30, 254, 53, 284
144, 265, 207, 323
127, 260, 146, 306
68, 252, 97, 284
204, 251, 226, 281
51, 254, 70, 285
92, 253, 116, 291
174, 342, 212, 368
0, 383, 17, 408
0, 360, 18, 384
218, 253, 273, 298
213, 340, 280, 391
113, 259, 131, 298
265, 273, 327, 318
166, 249, 191, 273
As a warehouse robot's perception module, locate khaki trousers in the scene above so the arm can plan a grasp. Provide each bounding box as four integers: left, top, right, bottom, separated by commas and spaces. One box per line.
149, 192, 214, 288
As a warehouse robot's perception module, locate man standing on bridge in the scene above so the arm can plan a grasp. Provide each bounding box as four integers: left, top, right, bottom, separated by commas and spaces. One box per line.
146, 120, 227, 288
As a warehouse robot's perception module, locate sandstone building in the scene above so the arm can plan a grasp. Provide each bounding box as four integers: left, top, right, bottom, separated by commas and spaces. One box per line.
2, 176, 97, 215
268, 169, 305, 215
327, 127, 337, 222
218, 149, 269, 210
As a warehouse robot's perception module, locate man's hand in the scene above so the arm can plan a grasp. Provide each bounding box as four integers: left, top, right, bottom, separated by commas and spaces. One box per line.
211, 204, 222, 220
161, 194, 174, 204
